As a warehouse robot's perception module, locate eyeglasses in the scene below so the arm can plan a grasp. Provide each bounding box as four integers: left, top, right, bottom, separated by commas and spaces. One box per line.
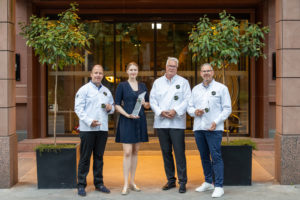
167, 65, 177, 68
201, 70, 212, 73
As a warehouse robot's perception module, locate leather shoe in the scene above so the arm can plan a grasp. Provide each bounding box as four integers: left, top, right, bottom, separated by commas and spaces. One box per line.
95, 185, 110, 193
162, 182, 176, 190
179, 184, 186, 193
78, 187, 86, 197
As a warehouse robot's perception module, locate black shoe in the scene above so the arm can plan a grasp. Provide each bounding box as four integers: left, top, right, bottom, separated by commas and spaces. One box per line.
95, 185, 111, 193
162, 182, 176, 190
179, 184, 186, 193
78, 187, 86, 197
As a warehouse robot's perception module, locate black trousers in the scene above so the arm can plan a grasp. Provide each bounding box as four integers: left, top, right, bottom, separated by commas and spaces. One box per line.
156, 128, 187, 184
77, 131, 108, 188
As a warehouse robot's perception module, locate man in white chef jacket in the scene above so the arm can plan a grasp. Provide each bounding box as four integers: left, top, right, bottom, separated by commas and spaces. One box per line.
150, 57, 191, 193
187, 63, 231, 198
74, 64, 114, 197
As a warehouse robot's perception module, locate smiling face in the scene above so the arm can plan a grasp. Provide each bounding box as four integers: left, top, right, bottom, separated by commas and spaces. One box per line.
200, 64, 214, 85
165, 60, 178, 79
126, 63, 139, 80
90, 65, 104, 86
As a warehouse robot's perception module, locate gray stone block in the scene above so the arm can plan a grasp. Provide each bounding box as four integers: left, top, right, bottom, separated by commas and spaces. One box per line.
0, 134, 18, 188
275, 133, 300, 184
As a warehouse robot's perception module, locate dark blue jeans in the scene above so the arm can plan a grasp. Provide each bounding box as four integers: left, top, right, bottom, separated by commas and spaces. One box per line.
194, 130, 224, 187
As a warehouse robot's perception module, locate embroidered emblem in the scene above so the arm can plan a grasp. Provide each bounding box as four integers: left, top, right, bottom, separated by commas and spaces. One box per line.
103, 92, 107, 96
76, 94, 79, 98
176, 85, 180, 89
101, 104, 106, 108
174, 95, 179, 100
212, 91, 216, 95
205, 108, 210, 113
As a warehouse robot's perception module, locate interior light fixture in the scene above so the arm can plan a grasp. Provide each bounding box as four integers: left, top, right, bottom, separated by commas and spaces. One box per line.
151, 23, 162, 29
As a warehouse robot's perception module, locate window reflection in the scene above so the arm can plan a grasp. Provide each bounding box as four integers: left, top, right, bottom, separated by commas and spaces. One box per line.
47, 20, 250, 137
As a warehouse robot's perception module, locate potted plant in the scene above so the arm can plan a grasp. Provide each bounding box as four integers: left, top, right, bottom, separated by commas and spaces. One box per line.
19, 3, 93, 188
188, 11, 269, 185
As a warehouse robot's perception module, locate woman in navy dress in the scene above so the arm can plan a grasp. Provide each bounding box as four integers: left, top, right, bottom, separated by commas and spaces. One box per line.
115, 62, 149, 195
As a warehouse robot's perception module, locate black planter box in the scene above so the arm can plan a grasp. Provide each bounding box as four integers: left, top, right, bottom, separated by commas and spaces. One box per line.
221, 145, 252, 186
36, 145, 79, 189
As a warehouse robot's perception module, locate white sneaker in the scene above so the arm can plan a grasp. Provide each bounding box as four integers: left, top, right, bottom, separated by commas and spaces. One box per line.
211, 187, 224, 198
195, 182, 214, 192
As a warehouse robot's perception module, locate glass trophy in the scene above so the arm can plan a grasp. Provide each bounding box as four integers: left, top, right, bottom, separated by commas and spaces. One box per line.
131, 91, 146, 116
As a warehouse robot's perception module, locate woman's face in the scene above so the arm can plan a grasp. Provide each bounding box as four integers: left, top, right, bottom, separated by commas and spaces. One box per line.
127, 64, 139, 79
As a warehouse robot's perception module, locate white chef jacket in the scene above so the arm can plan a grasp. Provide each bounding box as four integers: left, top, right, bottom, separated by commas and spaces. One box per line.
150, 74, 191, 129
74, 81, 115, 132
187, 79, 232, 131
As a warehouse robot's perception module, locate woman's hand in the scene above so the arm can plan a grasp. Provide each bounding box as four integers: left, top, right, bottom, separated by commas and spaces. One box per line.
126, 114, 140, 119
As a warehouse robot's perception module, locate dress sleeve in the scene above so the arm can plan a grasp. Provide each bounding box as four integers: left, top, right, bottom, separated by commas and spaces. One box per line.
115, 83, 123, 105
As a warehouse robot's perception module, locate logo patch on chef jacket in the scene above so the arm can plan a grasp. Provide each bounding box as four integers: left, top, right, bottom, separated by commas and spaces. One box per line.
212, 91, 216, 95
76, 94, 79, 98
103, 92, 107, 96
176, 84, 180, 89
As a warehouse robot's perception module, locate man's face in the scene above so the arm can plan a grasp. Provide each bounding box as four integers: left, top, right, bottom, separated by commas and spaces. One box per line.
165, 60, 178, 78
200, 64, 214, 83
90, 65, 104, 85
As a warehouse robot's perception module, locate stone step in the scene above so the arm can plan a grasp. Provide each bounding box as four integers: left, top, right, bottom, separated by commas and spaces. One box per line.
18, 137, 198, 152
18, 137, 274, 152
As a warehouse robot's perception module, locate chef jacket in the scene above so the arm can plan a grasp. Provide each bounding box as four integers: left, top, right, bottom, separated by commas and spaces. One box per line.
74, 81, 114, 132
150, 74, 191, 129
187, 79, 232, 131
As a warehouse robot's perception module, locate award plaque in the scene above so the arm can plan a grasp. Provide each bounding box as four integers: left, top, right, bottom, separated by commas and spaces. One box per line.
131, 91, 146, 116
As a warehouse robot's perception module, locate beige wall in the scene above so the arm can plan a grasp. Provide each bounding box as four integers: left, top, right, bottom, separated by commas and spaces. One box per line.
15, 0, 31, 134
268, 0, 276, 136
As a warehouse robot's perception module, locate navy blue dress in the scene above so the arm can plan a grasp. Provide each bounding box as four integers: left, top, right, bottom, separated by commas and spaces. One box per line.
115, 81, 149, 143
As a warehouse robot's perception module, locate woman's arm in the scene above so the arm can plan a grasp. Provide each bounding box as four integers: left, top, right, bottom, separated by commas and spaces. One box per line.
115, 105, 130, 118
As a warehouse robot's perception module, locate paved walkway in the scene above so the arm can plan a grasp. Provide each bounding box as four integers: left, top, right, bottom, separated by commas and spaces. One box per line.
1, 138, 300, 199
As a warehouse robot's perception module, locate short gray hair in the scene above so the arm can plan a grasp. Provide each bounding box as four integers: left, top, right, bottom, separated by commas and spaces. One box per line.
166, 57, 179, 67
200, 63, 213, 71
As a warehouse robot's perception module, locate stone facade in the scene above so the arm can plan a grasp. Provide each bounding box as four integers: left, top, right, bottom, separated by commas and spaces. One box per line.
0, 0, 18, 188
275, 0, 300, 184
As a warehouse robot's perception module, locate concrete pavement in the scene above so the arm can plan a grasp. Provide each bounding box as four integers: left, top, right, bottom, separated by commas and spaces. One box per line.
1, 140, 300, 199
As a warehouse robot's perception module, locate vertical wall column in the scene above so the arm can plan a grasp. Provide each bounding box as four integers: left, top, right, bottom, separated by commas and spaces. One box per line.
0, 0, 18, 188
275, 0, 300, 184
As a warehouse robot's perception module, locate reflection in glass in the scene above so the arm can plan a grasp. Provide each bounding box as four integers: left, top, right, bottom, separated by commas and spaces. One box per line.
115, 22, 155, 134
47, 20, 250, 137
156, 22, 195, 133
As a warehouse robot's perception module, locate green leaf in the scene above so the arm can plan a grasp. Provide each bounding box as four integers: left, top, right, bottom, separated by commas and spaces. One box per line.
188, 10, 269, 70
